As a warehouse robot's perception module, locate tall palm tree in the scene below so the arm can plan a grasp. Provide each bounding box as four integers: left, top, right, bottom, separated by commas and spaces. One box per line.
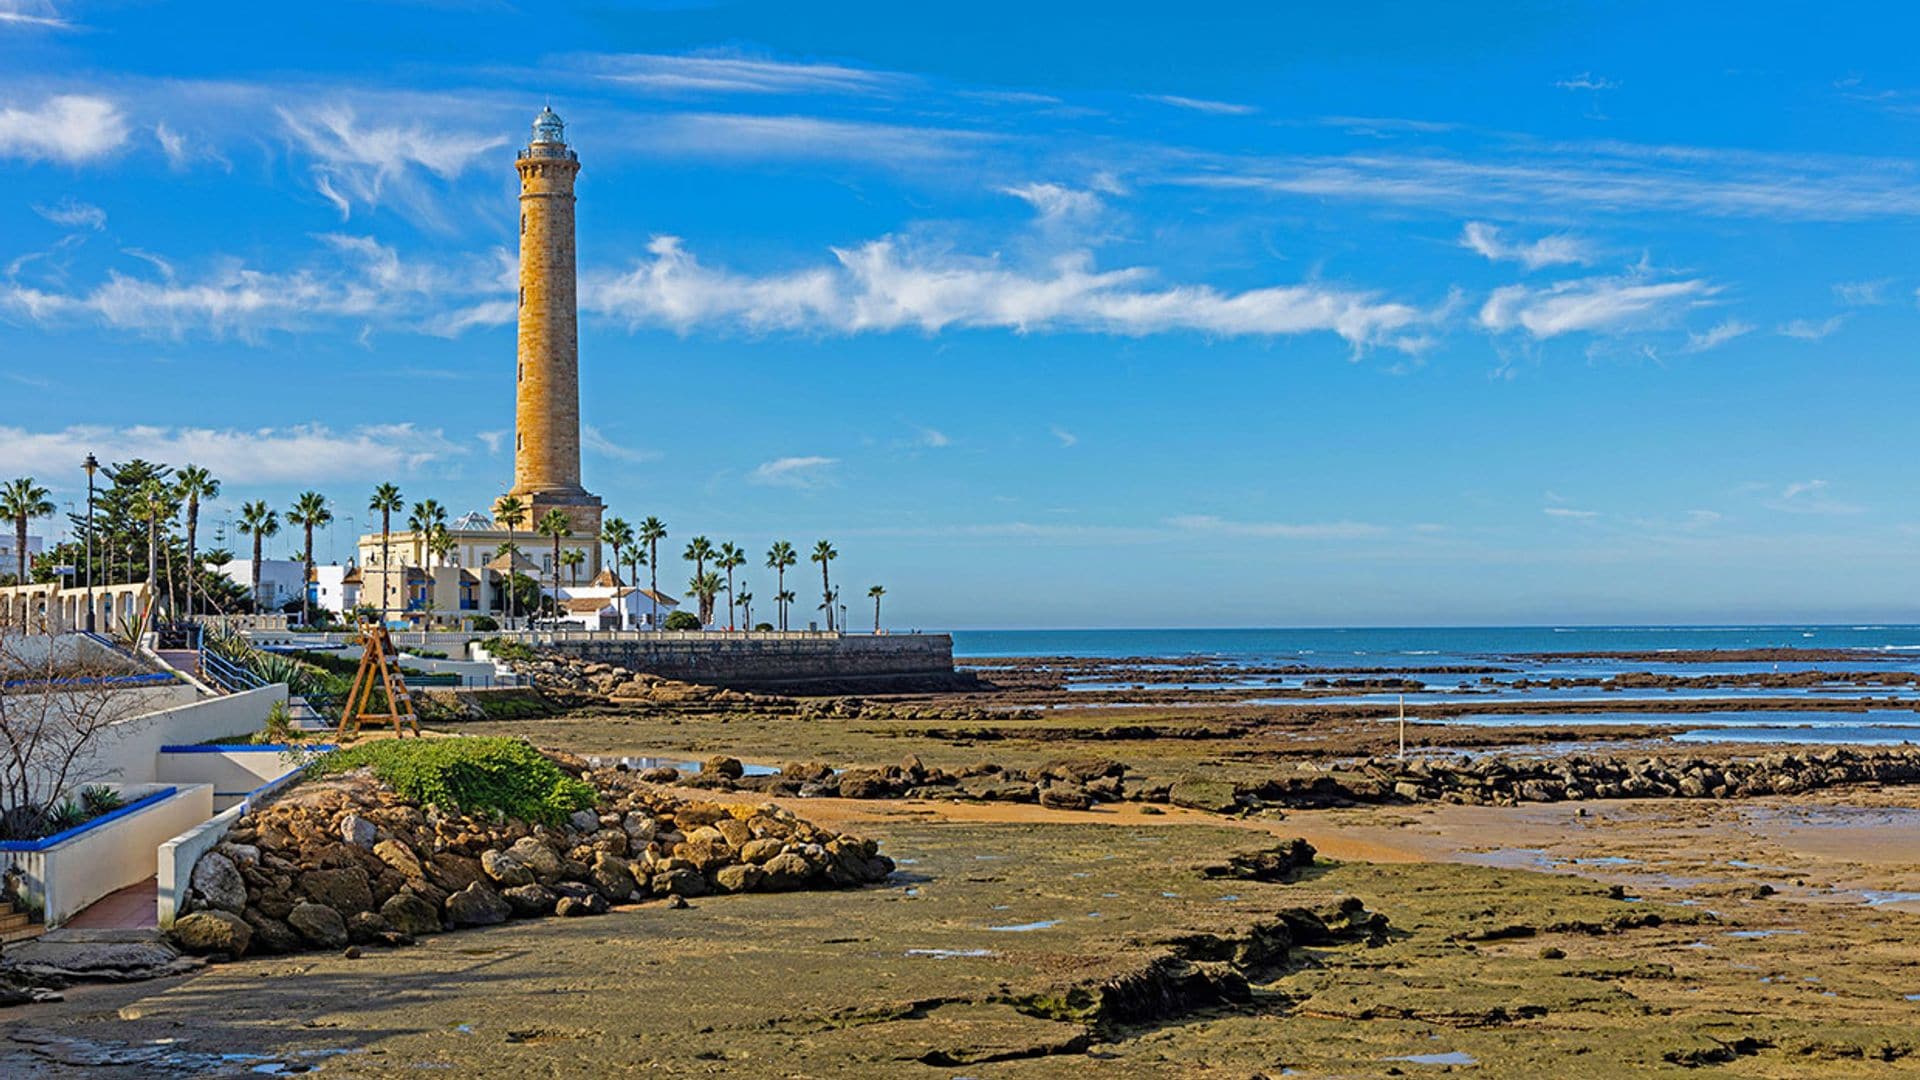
561, 547, 585, 588
868, 584, 886, 634
237, 500, 279, 612
1, 478, 54, 625
129, 478, 177, 614
716, 542, 745, 630
687, 570, 723, 627
810, 540, 838, 632
776, 588, 795, 629
602, 517, 633, 584
735, 585, 753, 630
176, 465, 219, 615
285, 490, 332, 627
638, 516, 667, 629
493, 494, 528, 628
367, 483, 403, 623
425, 525, 455, 626
766, 540, 796, 630
683, 535, 714, 583
536, 509, 571, 621
408, 499, 446, 563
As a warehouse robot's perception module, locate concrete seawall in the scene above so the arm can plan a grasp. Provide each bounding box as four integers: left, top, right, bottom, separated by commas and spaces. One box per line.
541, 632, 958, 691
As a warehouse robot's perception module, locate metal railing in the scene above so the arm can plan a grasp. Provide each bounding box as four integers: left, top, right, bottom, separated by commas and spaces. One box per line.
199, 646, 266, 695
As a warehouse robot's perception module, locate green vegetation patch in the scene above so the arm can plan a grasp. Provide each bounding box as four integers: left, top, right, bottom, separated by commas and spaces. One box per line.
308, 736, 595, 825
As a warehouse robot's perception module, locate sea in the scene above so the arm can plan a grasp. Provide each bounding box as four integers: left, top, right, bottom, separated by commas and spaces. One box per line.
948, 626, 1920, 747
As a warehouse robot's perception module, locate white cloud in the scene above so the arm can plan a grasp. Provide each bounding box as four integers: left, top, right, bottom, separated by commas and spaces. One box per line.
0, 1, 68, 29
1681, 319, 1752, 354
588, 51, 907, 96
1140, 94, 1258, 116
475, 430, 506, 455
1049, 426, 1078, 447
586, 235, 1433, 350
1459, 222, 1590, 269
1167, 514, 1388, 539
999, 182, 1105, 225
913, 427, 951, 449
1555, 73, 1619, 92
32, 198, 105, 230
1777, 314, 1845, 340
635, 112, 996, 167
749, 456, 839, 489
0, 94, 128, 163
1479, 276, 1714, 338
1543, 506, 1601, 520
276, 104, 506, 221
0, 423, 462, 485
581, 425, 662, 463
1833, 279, 1890, 306
1767, 479, 1863, 515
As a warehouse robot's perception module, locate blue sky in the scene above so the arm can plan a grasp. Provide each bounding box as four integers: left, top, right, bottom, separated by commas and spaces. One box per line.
5, 0, 1920, 627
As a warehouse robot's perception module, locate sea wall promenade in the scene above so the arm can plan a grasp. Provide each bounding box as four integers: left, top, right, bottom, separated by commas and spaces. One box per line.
524, 630, 958, 691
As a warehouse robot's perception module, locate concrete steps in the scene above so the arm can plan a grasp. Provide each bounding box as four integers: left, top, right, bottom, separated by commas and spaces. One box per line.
0, 908, 43, 946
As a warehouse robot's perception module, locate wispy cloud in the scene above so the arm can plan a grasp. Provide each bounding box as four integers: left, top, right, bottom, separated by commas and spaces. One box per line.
1555, 73, 1619, 92
1833, 279, 1891, 306
749, 455, 839, 489
32, 198, 106, 230
0, 94, 128, 163
999, 182, 1106, 226
581, 425, 662, 464
0, 1, 70, 29
634, 112, 997, 167
1681, 319, 1752, 353
0, 423, 462, 484
1543, 506, 1601, 520
586, 235, 1435, 350
1049, 426, 1078, 447
1777, 314, 1845, 340
1765, 479, 1864, 515
1480, 275, 1714, 338
1167, 514, 1388, 539
586, 51, 908, 96
1140, 93, 1258, 116
1459, 221, 1591, 269
276, 104, 506, 222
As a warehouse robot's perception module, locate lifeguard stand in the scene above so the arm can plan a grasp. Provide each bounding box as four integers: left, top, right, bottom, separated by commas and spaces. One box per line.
335, 622, 421, 740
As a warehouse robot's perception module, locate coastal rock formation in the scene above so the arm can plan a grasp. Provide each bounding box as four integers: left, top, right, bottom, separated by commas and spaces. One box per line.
168, 759, 895, 960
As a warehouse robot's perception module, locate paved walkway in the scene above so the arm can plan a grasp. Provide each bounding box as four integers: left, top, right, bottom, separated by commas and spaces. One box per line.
64, 876, 157, 930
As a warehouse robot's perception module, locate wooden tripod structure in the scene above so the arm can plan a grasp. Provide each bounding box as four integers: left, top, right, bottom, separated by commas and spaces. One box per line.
335, 621, 421, 740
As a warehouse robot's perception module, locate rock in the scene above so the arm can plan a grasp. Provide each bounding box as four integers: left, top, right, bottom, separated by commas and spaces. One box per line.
171, 911, 252, 958
714, 818, 753, 849
373, 839, 425, 880
298, 867, 373, 914
287, 901, 350, 949
508, 837, 563, 881
713, 864, 764, 893
739, 837, 784, 864
590, 853, 638, 900
240, 910, 303, 955
760, 852, 813, 891
639, 767, 680, 783
621, 813, 658, 843
555, 892, 609, 917
665, 895, 689, 910
380, 892, 444, 936
568, 810, 600, 833
338, 813, 376, 848
1168, 778, 1241, 815
480, 849, 535, 887
836, 768, 894, 799
702, 756, 745, 780
651, 868, 709, 897
502, 883, 557, 917
444, 882, 511, 927
1039, 784, 1094, 811
343, 946, 363, 959
188, 852, 247, 915
346, 911, 395, 945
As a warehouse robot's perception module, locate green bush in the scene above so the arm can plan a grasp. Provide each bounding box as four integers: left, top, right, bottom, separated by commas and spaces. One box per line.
308, 737, 594, 825
79, 785, 124, 817
481, 636, 535, 662
663, 610, 701, 631
468, 615, 499, 632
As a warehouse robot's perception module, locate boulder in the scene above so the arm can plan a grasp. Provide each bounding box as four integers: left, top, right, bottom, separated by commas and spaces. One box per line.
172, 910, 252, 958
739, 837, 784, 865
702, 756, 746, 780
714, 818, 753, 849
380, 892, 444, 936
507, 837, 563, 881
338, 813, 377, 848
189, 852, 247, 915
480, 849, 535, 887
568, 810, 600, 833
502, 883, 557, 917
345, 911, 395, 945
287, 901, 350, 949
651, 868, 709, 897
836, 768, 894, 799
1039, 784, 1094, 811
444, 882, 511, 927
298, 867, 373, 914
760, 852, 813, 891
590, 853, 638, 900
555, 891, 609, 917
372, 839, 425, 880
713, 864, 764, 893
621, 813, 657, 843
240, 910, 303, 955
1169, 778, 1242, 815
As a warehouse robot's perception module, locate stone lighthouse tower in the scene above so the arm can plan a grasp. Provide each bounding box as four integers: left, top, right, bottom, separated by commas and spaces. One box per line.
509, 106, 602, 541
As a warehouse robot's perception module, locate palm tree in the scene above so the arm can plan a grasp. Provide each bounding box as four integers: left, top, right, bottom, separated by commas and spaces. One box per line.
717, 542, 745, 630
868, 584, 886, 634
639, 516, 667, 629
1, 478, 54, 625
601, 516, 633, 629
683, 535, 714, 584
176, 465, 220, 615
561, 547, 585, 588
285, 490, 332, 627
687, 570, 723, 627
237, 500, 279, 612
766, 540, 796, 630
735, 585, 753, 630
493, 494, 528, 628
810, 540, 838, 632
536, 509, 571, 621
129, 478, 178, 615
425, 525, 455, 627
408, 499, 446, 563
367, 483, 403, 623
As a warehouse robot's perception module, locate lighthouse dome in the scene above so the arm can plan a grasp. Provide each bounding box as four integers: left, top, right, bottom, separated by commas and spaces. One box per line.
531, 106, 565, 144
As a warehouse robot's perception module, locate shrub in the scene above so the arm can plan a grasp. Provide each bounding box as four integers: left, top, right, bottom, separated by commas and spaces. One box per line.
79, 785, 124, 817
469, 615, 499, 632
663, 610, 701, 631
753, 622, 774, 632
480, 636, 535, 663
308, 737, 594, 825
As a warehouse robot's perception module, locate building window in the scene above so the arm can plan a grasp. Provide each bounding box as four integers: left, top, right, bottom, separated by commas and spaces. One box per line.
517, 433, 524, 450
519, 287, 525, 308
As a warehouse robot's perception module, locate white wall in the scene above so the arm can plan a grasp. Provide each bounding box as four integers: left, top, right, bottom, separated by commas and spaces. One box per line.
155, 746, 306, 809
3, 782, 214, 927
215, 557, 307, 611
85, 684, 287, 788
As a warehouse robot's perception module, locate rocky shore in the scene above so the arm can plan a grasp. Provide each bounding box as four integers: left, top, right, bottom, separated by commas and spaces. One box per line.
170, 761, 893, 960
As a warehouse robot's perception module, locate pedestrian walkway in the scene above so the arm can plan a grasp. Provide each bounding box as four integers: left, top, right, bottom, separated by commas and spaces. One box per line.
64, 876, 157, 930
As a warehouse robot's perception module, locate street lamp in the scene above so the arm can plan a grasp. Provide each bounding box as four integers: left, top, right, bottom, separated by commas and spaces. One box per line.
83, 453, 98, 632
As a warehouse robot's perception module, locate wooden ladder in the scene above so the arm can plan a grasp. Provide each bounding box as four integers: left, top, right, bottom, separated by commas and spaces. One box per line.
335, 621, 422, 741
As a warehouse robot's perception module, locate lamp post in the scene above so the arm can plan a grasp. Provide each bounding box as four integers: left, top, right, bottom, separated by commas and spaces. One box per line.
83, 453, 98, 632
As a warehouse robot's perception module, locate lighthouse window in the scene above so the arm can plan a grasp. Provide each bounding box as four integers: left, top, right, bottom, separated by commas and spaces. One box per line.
519, 287, 524, 308
520, 213, 525, 234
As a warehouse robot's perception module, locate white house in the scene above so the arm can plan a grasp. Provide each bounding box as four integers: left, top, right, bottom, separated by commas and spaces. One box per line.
0, 533, 44, 572
555, 569, 678, 630
310, 564, 362, 617
214, 558, 307, 612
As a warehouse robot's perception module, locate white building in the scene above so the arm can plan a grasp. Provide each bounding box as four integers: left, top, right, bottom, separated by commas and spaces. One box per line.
311, 564, 362, 617
214, 557, 307, 612
556, 569, 678, 630
0, 533, 44, 572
